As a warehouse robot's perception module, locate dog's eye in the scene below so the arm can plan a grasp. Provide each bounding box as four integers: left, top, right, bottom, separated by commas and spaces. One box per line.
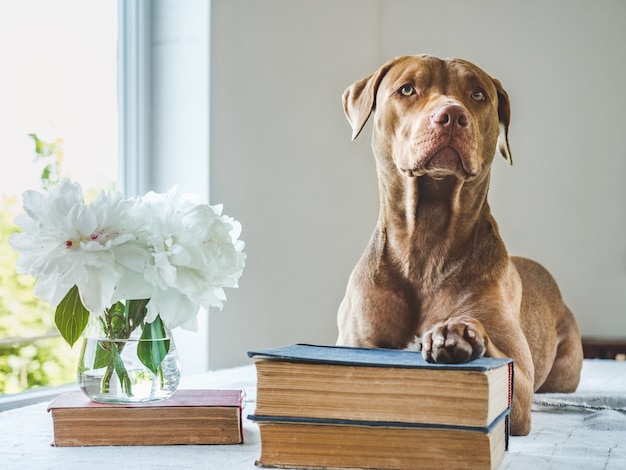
471, 89, 486, 101
399, 85, 415, 96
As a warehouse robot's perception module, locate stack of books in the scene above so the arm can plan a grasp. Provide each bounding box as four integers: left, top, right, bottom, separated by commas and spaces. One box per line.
248, 344, 513, 470
47, 389, 245, 446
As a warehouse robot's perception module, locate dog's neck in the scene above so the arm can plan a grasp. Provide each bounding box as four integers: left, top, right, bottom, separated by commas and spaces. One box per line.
375, 169, 497, 276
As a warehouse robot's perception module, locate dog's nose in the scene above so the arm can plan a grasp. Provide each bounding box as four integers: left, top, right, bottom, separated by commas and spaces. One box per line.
431, 104, 469, 129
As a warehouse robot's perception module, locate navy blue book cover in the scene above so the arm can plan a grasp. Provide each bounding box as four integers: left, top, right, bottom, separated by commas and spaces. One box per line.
248, 343, 513, 371
248, 408, 510, 435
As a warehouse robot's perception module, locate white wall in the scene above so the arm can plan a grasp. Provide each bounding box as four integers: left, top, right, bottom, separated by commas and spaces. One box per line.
209, 0, 381, 368
207, 0, 626, 368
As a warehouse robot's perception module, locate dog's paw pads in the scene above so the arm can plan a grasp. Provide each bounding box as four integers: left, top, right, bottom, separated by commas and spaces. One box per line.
420, 317, 488, 364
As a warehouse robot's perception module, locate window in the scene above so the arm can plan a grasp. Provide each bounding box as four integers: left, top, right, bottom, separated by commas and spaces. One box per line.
0, 0, 118, 395
1, 2, 213, 404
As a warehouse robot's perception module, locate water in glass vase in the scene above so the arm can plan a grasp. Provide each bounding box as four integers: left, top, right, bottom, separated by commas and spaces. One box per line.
78, 335, 181, 404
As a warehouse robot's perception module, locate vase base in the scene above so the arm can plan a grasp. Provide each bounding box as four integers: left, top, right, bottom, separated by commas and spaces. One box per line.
78, 367, 179, 404
84, 391, 173, 404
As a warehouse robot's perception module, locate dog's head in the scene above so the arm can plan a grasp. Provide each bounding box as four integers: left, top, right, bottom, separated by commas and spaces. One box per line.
343, 55, 512, 181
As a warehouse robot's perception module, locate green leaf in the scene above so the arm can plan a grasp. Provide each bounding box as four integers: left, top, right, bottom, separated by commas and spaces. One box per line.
103, 301, 127, 338
93, 341, 113, 370
126, 299, 149, 331
55, 286, 90, 346
137, 316, 170, 375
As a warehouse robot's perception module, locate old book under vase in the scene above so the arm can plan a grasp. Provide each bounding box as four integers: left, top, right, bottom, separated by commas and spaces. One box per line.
9, 179, 246, 406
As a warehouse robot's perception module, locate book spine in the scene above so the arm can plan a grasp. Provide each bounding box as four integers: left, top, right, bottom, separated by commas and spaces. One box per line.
505, 414, 510, 451
507, 362, 514, 409
505, 362, 513, 451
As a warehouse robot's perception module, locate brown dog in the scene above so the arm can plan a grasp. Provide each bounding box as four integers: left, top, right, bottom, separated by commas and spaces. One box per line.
336, 55, 583, 436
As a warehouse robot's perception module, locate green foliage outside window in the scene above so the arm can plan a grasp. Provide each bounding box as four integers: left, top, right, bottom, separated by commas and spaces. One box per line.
0, 135, 80, 394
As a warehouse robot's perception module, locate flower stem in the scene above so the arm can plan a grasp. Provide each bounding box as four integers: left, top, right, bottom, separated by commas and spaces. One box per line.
96, 300, 149, 397
101, 361, 114, 394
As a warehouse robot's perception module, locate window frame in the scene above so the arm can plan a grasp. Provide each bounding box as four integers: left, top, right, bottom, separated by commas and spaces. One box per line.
118, 0, 150, 197
118, 0, 211, 376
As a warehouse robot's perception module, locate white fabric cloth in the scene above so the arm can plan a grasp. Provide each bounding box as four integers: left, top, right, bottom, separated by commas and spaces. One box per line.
0, 359, 625, 469
502, 359, 626, 469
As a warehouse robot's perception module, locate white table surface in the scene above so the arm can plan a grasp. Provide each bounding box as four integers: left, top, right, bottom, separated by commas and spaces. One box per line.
1, 359, 625, 470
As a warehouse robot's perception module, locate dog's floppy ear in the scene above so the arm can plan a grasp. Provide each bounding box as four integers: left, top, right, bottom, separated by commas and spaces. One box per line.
492, 78, 513, 165
342, 60, 397, 141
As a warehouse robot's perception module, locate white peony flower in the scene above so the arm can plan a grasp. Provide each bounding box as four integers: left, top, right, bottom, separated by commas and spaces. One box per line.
10, 179, 246, 341
137, 188, 246, 331
10, 179, 146, 313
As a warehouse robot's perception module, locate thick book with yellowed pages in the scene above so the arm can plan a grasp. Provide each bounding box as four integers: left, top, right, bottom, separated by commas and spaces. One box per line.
47, 389, 244, 446
249, 412, 509, 470
248, 344, 513, 428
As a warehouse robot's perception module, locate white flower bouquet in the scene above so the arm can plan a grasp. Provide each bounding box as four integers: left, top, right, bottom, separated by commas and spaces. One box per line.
9, 179, 245, 398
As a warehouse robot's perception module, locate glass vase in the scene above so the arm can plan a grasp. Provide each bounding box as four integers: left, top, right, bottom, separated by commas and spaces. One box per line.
77, 313, 181, 404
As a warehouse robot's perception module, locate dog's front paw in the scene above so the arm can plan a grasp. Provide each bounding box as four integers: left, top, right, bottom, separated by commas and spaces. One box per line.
421, 317, 487, 363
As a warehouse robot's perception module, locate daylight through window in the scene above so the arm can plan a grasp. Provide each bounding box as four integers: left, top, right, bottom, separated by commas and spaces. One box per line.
0, 0, 118, 394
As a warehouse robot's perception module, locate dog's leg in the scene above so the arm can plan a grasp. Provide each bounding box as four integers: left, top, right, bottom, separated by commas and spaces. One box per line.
536, 308, 583, 393
421, 315, 534, 435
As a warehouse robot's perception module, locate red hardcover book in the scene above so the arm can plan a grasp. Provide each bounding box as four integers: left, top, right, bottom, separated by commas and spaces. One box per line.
47, 389, 244, 446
